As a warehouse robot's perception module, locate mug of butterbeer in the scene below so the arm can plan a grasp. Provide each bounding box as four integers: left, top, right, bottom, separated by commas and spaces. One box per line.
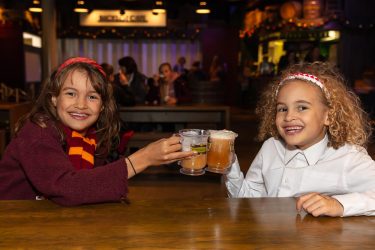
206, 130, 237, 174
179, 129, 209, 176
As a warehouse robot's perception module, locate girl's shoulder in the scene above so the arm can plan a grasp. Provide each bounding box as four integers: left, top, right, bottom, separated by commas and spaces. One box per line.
260, 137, 285, 154
16, 119, 60, 143
326, 143, 372, 162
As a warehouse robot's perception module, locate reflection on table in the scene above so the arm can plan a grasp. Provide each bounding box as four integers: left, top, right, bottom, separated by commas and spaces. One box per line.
1, 198, 374, 248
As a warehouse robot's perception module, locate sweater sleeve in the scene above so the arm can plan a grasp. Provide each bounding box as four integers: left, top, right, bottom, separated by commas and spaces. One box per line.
15, 122, 129, 206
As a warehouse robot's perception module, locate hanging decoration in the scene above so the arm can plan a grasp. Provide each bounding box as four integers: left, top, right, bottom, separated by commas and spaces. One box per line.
58, 27, 201, 41
240, 0, 375, 40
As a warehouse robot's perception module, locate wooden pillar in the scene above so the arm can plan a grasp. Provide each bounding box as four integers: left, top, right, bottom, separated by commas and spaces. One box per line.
41, 0, 58, 81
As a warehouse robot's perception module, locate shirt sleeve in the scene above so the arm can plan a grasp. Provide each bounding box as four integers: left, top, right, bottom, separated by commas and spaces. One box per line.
332, 149, 375, 216
225, 143, 267, 198
16, 124, 128, 206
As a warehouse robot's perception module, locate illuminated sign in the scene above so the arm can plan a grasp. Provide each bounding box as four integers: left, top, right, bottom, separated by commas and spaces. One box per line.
80, 10, 166, 27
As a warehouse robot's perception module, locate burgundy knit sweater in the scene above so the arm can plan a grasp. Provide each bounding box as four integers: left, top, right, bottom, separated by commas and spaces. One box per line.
0, 120, 128, 206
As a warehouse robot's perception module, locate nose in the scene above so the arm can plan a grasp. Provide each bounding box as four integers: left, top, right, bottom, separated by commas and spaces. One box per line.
75, 95, 87, 109
284, 110, 296, 121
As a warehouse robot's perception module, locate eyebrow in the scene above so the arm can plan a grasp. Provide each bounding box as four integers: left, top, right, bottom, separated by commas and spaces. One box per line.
61, 86, 76, 91
61, 86, 99, 95
276, 100, 312, 105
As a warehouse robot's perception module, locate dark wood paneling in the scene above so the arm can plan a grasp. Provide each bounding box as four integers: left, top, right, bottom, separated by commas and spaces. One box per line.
0, 24, 25, 89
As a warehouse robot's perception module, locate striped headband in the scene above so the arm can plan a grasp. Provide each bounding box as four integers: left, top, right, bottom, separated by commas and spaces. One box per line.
277, 72, 329, 98
56, 57, 106, 78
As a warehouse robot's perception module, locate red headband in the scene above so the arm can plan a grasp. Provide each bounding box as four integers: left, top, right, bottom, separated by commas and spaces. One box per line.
56, 57, 106, 78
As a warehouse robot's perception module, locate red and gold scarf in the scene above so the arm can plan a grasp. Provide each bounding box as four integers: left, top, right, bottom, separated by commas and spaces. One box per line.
63, 126, 97, 170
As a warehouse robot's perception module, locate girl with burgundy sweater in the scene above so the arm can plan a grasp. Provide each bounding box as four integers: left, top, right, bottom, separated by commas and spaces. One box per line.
0, 57, 194, 206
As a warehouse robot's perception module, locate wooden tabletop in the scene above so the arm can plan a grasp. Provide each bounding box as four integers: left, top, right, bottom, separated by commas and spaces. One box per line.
1, 198, 374, 249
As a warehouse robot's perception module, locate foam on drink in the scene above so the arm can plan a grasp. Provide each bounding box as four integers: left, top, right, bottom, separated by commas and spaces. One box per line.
207, 130, 237, 173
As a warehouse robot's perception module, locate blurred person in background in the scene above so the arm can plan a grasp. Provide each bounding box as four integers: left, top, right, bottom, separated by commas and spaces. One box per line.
209, 55, 226, 82
100, 63, 115, 84
173, 56, 188, 76
158, 62, 191, 105
145, 76, 161, 106
113, 56, 148, 106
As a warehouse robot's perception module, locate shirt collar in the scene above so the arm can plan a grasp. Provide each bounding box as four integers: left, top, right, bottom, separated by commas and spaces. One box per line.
283, 134, 329, 166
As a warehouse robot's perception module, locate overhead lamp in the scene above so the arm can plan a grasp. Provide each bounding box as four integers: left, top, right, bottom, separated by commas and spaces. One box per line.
152, 1, 166, 14
74, 0, 89, 13
196, 1, 210, 14
29, 0, 42, 13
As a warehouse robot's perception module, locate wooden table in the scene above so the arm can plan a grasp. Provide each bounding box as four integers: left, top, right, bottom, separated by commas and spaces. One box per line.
1, 198, 374, 249
118, 105, 231, 130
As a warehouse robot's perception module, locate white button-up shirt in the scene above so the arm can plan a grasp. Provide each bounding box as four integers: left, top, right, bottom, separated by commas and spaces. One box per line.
225, 135, 375, 216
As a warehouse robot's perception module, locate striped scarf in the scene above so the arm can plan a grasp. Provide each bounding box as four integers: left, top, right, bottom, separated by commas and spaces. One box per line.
63, 126, 97, 170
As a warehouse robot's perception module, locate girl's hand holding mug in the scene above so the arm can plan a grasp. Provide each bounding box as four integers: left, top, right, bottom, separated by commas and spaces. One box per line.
129, 135, 196, 173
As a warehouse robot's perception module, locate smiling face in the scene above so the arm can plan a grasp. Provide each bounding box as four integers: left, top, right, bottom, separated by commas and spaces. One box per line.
52, 69, 102, 135
275, 80, 329, 150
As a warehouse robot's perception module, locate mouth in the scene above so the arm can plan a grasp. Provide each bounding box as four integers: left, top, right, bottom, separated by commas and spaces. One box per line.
69, 112, 89, 120
283, 125, 303, 135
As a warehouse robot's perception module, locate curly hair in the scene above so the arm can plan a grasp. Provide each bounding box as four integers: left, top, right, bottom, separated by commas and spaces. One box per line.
16, 59, 121, 156
256, 62, 372, 149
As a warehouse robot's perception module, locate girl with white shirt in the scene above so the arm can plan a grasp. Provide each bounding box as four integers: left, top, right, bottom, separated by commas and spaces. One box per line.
225, 62, 375, 217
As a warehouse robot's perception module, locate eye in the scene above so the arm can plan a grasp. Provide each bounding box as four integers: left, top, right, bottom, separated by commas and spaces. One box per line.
297, 105, 308, 111
277, 106, 287, 112
64, 91, 75, 97
88, 94, 100, 100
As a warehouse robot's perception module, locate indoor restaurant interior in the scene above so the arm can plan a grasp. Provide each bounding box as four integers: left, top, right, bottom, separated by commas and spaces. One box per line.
0, 0, 375, 248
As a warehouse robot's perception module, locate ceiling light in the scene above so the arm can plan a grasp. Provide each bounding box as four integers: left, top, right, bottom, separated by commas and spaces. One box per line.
152, 1, 166, 14
74, 0, 89, 13
196, 1, 210, 14
29, 0, 42, 13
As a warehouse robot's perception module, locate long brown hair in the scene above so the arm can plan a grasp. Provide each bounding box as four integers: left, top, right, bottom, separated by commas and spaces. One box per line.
16, 58, 121, 155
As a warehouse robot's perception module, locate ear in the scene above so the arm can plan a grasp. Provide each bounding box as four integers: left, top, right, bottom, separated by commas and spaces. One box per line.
324, 109, 330, 126
51, 96, 57, 107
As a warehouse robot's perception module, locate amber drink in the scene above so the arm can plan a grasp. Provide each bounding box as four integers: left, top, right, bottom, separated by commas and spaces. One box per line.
206, 130, 237, 174
179, 129, 209, 176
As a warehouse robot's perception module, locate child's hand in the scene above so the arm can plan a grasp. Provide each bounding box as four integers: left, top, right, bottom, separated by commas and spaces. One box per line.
119, 71, 129, 86
131, 135, 196, 170
296, 192, 344, 217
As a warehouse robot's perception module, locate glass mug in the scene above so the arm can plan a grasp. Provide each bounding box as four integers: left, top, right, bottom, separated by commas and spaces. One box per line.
178, 129, 209, 176
206, 130, 238, 174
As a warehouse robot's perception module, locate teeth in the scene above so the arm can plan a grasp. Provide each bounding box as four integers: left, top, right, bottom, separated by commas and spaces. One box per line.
285, 126, 302, 131
71, 113, 88, 117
